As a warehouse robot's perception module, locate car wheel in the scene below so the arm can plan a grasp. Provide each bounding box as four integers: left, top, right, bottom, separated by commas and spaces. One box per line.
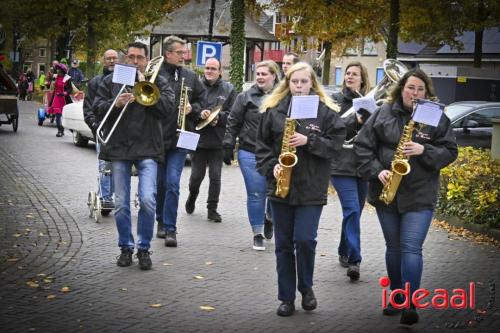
73, 131, 89, 147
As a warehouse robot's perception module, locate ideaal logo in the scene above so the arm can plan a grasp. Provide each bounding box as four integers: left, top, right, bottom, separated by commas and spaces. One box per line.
379, 276, 496, 329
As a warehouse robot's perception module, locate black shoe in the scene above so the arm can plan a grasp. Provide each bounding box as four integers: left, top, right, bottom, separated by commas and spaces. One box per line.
136, 249, 152, 270
207, 209, 222, 222
252, 234, 265, 251
347, 262, 360, 281
264, 217, 273, 239
116, 248, 133, 267
301, 289, 317, 311
185, 194, 196, 214
277, 301, 295, 317
156, 221, 166, 239
400, 306, 419, 325
338, 255, 349, 268
165, 231, 177, 247
383, 293, 405, 316
101, 199, 115, 209
56, 131, 63, 137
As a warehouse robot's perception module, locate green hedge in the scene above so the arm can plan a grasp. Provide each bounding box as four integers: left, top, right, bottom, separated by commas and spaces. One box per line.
437, 147, 500, 228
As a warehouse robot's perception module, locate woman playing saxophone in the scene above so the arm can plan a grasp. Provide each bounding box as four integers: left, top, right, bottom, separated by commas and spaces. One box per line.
354, 69, 457, 325
256, 62, 345, 317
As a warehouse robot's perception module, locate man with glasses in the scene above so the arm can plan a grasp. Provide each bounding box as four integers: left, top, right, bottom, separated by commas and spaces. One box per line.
185, 57, 236, 223
84, 49, 119, 211
156, 35, 206, 247
93, 42, 175, 270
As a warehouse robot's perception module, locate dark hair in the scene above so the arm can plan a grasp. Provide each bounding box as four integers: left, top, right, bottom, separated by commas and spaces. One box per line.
127, 42, 149, 57
284, 52, 300, 64
342, 61, 371, 95
388, 69, 437, 103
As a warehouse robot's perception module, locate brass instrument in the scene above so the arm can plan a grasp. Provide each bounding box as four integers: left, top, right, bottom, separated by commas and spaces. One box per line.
275, 117, 298, 199
379, 111, 416, 205
177, 77, 191, 132
97, 56, 164, 145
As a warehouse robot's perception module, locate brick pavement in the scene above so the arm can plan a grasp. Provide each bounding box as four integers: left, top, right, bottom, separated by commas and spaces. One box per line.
0, 101, 499, 332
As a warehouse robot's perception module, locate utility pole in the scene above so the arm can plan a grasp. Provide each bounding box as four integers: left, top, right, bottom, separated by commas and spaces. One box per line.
208, 0, 216, 41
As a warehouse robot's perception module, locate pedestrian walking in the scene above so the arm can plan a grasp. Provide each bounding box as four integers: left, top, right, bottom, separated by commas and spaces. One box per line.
256, 62, 346, 316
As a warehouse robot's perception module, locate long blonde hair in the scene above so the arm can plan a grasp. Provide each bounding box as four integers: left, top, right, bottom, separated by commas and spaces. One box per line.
260, 62, 339, 112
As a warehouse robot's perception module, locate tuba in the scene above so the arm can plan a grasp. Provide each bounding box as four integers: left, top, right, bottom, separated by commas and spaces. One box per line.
379, 103, 417, 205
97, 56, 164, 145
275, 117, 298, 199
177, 77, 191, 132
341, 59, 408, 149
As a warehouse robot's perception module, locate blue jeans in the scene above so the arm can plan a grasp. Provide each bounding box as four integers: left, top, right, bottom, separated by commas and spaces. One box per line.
375, 208, 433, 294
156, 148, 188, 232
238, 149, 267, 234
96, 143, 113, 201
112, 159, 157, 250
271, 201, 323, 301
331, 176, 367, 264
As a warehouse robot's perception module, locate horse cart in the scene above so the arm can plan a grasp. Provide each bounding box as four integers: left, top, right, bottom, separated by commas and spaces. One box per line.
0, 68, 19, 132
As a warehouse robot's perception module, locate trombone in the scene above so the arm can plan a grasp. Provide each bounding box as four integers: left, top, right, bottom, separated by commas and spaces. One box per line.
97, 56, 164, 145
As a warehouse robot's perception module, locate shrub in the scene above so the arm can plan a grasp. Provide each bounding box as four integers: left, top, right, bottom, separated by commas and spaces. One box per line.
437, 147, 500, 228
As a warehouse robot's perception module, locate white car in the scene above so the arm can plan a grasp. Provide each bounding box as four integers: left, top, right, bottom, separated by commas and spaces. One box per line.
62, 101, 95, 147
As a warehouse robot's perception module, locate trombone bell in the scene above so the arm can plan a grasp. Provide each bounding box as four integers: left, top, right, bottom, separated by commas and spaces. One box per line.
133, 81, 160, 106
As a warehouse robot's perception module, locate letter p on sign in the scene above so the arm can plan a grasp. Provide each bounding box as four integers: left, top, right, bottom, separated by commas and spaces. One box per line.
196, 41, 222, 66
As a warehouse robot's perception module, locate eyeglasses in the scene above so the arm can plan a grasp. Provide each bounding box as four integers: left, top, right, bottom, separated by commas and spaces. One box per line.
170, 50, 187, 56
126, 54, 146, 61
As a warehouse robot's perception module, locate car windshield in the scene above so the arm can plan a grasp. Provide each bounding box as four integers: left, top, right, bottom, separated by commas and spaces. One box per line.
444, 104, 475, 121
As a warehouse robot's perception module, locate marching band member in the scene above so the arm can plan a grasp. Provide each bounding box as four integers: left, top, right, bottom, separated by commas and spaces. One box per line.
330, 61, 372, 281
94, 42, 174, 270
156, 35, 206, 247
256, 62, 345, 316
185, 58, 236, 222
223, 60, 281, 251
281, 52, 300, 76
355, 69, 457, 325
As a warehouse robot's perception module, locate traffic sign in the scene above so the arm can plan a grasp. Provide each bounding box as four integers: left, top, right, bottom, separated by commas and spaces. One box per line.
196, 41, 222, 67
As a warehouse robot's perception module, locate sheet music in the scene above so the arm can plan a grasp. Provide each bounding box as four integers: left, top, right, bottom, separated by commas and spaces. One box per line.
176, 130, 200, 151
412, 100, 444, 127
352, 95, 377, 114
290, 95, 319, 119
112, 64, 136, 86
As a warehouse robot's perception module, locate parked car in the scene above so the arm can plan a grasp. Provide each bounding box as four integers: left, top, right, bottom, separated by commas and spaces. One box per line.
444, 101, 500, 149
62, 101, 94, 147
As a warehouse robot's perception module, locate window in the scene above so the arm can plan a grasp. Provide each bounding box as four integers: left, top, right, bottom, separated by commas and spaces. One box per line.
345, 47, 358, 56
335, 67, 343, 86
362, 39, 377, 56
376, 67, 385, 84
24, 50, 32, 58
39, 48, 46, 57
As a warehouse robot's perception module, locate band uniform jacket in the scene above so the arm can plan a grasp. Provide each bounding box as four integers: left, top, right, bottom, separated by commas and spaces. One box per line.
83, 68, 112, 135
93, 74, 174, 162
158, 62, 206, 150
197, 77, 236, 149
223, 84, 268, 153
256, 94, 346, 206
354, 101, 458, 213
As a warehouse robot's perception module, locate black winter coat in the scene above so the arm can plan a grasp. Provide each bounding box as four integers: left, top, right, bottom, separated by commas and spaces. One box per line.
354, 101, 458, 213
330, 88, 367, 177
158, 62, 206, 150
83, 68, 112, 134
93, 74, 174, 162
196, 77, 236, 149
256, 94, 346, 206
223, 84, 268, 153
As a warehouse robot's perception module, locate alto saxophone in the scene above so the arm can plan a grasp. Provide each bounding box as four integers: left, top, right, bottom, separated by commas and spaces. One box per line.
379, 118, 416, 205
275, 117, 298, 198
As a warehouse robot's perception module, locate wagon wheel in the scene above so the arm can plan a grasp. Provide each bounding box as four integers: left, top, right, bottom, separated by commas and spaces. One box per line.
9, 115, 18, 132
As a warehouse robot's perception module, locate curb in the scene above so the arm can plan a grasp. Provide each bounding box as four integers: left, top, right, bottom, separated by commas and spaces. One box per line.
435, 214, 500, 242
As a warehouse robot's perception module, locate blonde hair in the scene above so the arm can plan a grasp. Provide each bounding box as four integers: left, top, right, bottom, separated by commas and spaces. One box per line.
261, 62, 339, 112
255, 60, 281, 85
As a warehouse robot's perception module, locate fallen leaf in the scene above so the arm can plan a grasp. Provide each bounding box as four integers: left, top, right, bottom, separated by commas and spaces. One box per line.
39, 232, 44, 236
13, 233, 21, 238
26, 214, 34, 218
26, 281, 39, 288
25, 228, 31, 232
320, 253, 327, 256
61, 286, 71, 293
194, 275, 204, 280
200, 305, 215, 311
47, 294, 56, 300
43, 279, 52, 283
37, 273, 46, 277
120, 288, 128, 291
162, 262, 173, 266
150, 303, 162, 308
205, 261, 213, 266
7, 258, 19, 262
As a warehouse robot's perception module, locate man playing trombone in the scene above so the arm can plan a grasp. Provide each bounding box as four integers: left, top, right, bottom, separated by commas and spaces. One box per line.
93, 42, 175, 270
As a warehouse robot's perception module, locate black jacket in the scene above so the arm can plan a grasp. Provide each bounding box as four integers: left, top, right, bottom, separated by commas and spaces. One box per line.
256, 94, 346, 206
93, 74, 174, 162
196, 77, 236, 149
83, 68, 112, 134
223, 84, 268, 153
354, 101, 458, 213
158, 62, 206, 150
330, 88, 367, 177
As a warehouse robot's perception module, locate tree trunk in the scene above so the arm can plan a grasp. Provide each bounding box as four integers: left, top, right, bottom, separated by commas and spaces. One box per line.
86, 2, 97, 78
322, 41, 332, 86
387, 0, 399, 59
230, 0, 245, 92
473, 29, 483, 68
